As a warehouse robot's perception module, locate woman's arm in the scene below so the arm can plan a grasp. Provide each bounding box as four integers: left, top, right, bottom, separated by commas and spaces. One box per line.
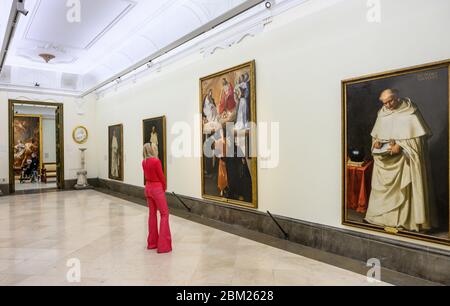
156, 159, 166, 191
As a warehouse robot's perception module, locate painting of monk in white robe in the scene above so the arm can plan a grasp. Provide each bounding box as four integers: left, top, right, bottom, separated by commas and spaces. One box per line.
365, 89, 436, 232
343, 61, 450, 245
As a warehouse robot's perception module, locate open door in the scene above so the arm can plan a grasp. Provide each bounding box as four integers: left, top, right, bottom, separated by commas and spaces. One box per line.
8, 100, 65, 194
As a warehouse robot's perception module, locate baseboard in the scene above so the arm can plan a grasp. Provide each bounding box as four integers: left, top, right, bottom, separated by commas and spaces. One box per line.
0, 184, 8, 195
64, 178, 100, 190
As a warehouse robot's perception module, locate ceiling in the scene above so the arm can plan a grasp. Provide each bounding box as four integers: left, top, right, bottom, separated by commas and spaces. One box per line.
0, 0, 263, 95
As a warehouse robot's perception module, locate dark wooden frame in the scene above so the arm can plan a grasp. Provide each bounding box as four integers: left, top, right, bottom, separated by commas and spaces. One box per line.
108, 124, 124, 181
142, 115, 167, 178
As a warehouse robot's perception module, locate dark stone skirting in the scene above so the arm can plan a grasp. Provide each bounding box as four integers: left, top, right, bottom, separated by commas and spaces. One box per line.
0, 184, 8, 195
94, 178, 450, 285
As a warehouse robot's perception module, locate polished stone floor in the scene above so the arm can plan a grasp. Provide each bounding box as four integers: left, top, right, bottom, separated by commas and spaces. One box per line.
0, 190, 390, 286
14, 181, 57, 192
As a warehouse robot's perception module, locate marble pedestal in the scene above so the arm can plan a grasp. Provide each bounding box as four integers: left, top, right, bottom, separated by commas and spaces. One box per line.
74, 148, 92, 190
74, 170, 92, 190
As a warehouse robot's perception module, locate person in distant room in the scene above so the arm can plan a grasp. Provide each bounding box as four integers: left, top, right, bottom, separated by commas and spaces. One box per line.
21, 152, 39, 183
111, 130, 119, 177
149, 126, 159, 159
142, 143, 172, 253
365, 89, 436, 232
30, 152, 39, 183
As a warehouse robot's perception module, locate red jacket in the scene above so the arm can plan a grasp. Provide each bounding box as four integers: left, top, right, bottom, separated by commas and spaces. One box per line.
142, 158, 166, 191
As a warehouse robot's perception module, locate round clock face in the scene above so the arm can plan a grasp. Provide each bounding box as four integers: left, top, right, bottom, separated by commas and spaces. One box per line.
73, 126, 88, 144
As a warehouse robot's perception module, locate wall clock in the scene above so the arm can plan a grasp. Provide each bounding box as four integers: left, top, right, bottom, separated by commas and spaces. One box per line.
73, 126, 88, 144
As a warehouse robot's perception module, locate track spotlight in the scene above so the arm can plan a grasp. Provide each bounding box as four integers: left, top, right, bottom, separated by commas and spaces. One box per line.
17, 0, 29, 16
264, 0, 274, 9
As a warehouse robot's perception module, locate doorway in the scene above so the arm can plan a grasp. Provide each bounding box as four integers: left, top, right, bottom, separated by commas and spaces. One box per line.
8, 100, 65, 193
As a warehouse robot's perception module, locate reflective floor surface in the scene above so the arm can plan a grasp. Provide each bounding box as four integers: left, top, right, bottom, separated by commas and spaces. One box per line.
0, 190, 390, 286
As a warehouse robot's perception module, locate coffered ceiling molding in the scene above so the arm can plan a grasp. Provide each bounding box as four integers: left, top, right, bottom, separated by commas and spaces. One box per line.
24, 0, 136, 50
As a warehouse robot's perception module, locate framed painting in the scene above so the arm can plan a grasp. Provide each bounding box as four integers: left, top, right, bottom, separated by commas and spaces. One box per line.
13, 114, 43, 173
143, 116, 167, 179
342, 59, 450, 245
108, 124, 124, 181
200, 60, 258, 209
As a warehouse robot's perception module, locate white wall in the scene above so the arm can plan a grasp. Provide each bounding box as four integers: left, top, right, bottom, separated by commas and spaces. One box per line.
94, 0, 450, 250
42, 118, 56, 163
0, 91, 98, 183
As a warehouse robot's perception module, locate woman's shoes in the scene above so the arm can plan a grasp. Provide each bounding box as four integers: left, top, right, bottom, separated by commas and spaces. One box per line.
147, 245, 172, 253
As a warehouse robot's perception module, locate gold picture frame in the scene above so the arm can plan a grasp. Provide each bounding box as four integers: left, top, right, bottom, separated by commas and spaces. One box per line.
142, 116, 167, 182
342, 59, 450, 246
199, 60, 258, 209
108, 124, 124, 181
72, 126, 88, 144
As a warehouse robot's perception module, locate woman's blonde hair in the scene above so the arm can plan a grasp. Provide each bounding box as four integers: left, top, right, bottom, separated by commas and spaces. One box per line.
143, 143, 156, 159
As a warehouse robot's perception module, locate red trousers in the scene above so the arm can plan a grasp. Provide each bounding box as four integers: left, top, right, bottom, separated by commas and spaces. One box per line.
145, 183, 172, 253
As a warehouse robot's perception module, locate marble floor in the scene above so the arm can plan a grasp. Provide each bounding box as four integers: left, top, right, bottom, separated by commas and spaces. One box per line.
0, 190, 390, 286
14, 181, 57, 192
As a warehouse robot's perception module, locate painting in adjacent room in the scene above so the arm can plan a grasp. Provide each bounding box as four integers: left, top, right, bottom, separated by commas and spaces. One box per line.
143, 116, 167, 179
108, 124, 124, 181
342, 60, 450, 245
13, 115, 42, 173
200, 61, 257, 209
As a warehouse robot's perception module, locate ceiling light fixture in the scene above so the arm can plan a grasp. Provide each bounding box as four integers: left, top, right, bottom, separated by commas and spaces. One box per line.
39, 53, 56, 63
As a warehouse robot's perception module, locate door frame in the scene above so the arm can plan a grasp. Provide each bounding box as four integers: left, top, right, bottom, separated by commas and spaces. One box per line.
8, 100, 65, 193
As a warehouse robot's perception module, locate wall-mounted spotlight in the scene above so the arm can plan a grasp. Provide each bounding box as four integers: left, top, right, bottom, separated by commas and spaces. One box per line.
17, 0, 29, 16
34, 82, 40, 87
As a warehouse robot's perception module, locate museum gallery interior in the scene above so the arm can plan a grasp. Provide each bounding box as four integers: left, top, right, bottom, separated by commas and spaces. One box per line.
0, 0, 449, 287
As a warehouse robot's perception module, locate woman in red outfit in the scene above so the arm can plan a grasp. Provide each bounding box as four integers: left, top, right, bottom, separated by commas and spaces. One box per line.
142, 143, 172, 253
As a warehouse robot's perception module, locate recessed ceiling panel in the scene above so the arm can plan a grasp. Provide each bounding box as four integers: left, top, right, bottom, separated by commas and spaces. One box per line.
24, 0, 136, 50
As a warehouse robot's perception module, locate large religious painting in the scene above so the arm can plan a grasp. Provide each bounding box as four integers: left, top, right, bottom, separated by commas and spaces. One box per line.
143, 116, 167, 179
342, 60, 450, 245
108, 124, 124, 181
13, 115, 42, 173
200, 61, 257, 209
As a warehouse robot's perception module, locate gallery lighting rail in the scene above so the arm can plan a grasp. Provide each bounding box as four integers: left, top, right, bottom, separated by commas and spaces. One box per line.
0, 1, 22, 75
82, 0, 267, 98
